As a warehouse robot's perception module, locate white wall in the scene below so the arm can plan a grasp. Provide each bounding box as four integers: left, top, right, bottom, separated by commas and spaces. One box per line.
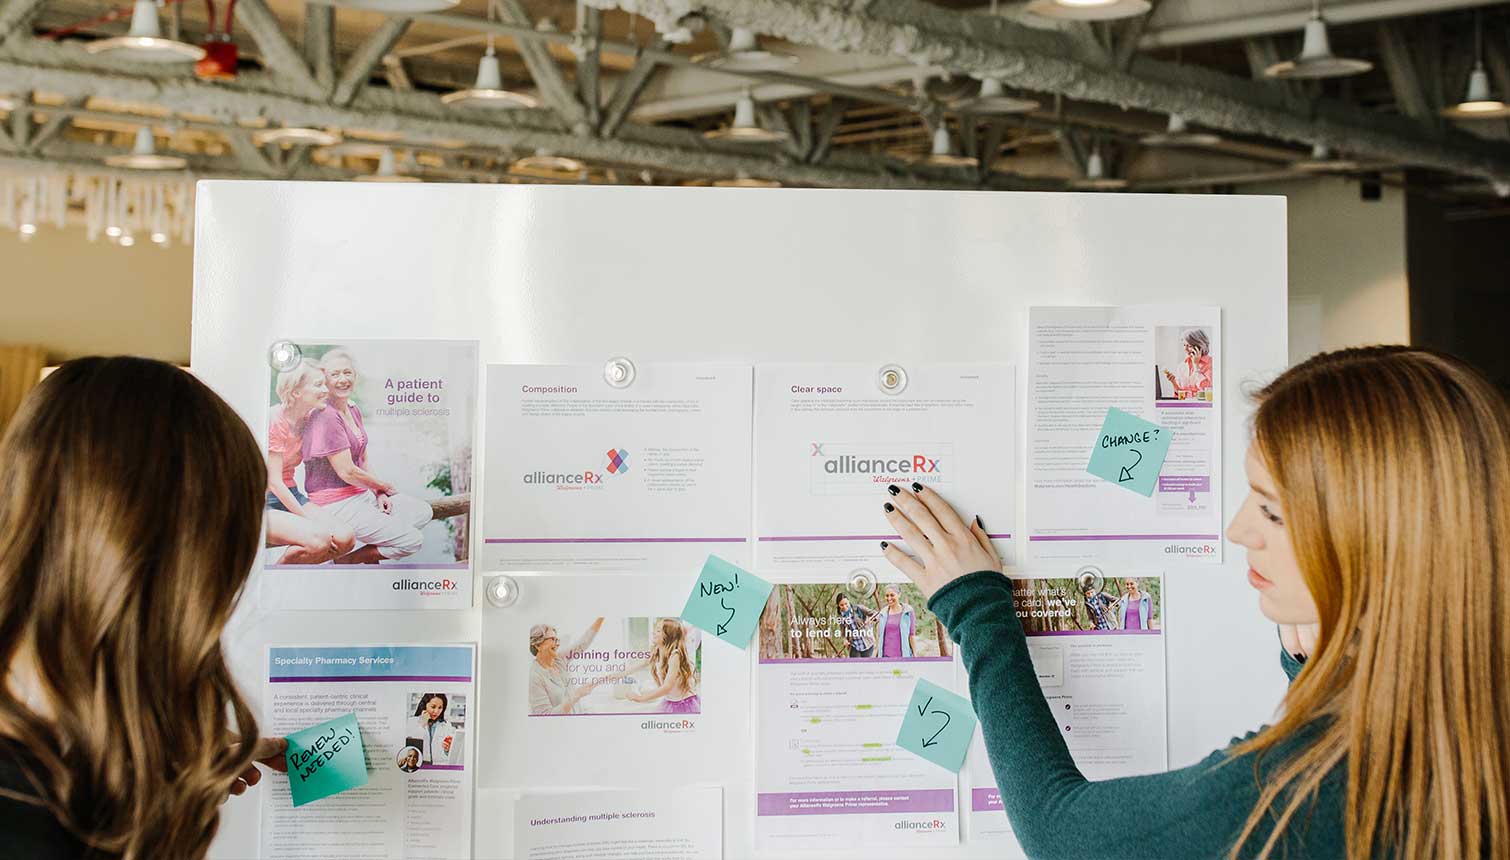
1250, 176, 1410, 364
0, 224, 192, 364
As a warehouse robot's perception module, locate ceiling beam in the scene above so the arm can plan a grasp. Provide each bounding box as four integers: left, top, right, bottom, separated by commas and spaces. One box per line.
304, 4, 336, 93
600, 40, 665, 138
0, 0, 50, 45
1376, 21, 1435, 121
331, 16, 412, 108
1137, 0, 1506, 50
0, 38, 1059, 191
492, 0, 586, 128
581, 0, 1510, 180
233, 0, 322, 98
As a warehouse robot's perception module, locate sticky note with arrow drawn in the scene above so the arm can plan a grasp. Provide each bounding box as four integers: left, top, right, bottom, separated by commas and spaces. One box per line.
1086, 407, 1173, 497
896, 678, 976, 772
680, 555, 774, 649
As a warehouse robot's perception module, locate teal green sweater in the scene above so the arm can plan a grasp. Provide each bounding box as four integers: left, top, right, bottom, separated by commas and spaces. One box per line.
930, 571, 1345, 860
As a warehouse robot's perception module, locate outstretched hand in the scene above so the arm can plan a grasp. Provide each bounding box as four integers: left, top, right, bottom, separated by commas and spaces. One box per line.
227, 736, 288, 799
880, 483, 1001, 600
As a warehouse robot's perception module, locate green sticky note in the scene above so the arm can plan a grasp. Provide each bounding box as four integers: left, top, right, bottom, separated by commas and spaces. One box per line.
680, 555, 773, 649
1086, 407, 1172, 497
285, 713, 368, 807
896, 678, 976, 772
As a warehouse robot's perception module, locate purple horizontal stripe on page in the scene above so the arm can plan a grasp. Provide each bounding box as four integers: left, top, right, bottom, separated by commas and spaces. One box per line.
1029, 534, 1219, 541
759, 534, 1011, 542
757, 789, 955, 817
270, 675, 473, 683
266, 563, 469, 570
484, 537, 746, 544
1026, 629, 1162, 637
527, 711, 698, 718
972, 788, 1004, 812
759, 656, 954, 664
1155, 401, 1213, 408
422, 765, 465, 771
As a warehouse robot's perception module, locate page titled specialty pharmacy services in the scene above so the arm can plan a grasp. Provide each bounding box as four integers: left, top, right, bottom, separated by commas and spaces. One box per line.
1027, 307, 1222, 563
260, 645, 476, 860
755, 578, 960, 850
966, 573, 1168, 846
481, 364, 752, 571
755, 363, 1014, 569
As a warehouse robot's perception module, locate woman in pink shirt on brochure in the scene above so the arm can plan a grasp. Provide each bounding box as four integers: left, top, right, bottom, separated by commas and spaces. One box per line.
1164, 327, 1213, 399
264, 359, 356, 563
301, 348, 433, 564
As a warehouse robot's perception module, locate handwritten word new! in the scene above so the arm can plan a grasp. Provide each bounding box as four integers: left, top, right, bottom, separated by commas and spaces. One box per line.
698, 568, 740, 597
1100, 429, 1160, 448
292, 725, 357, 783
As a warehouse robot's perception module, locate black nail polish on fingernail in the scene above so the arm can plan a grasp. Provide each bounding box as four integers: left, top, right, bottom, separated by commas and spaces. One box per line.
912, 482, 923, 493
884, 502, 894, 513
887, 484, 901, 496
880, 541, 889, 549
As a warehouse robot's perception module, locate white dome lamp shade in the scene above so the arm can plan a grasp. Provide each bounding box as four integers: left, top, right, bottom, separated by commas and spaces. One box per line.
104, 127, 188, 170
442, 46, 540, 108
252, 126, 343, 147
510, 150, 588, 180
1025, 0, 1151, 22
920, 125, 979, 168
1292, 143, 1359, 173
1141, 114, 1222, 147
0, 94, 16, 111
84, 0, 206, 62
355, 148, 422, 182
704, 92, 788, 143
713, 172, 781, 188
1442, 16, 1510, 119
1070, 148, 1129, 190
954, 77, 1040, 115
694, 27, 798, 73
307, 0, 457, 16
1265, 5, 1372, 79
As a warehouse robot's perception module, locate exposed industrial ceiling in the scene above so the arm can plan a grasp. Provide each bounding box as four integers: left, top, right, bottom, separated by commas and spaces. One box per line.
0, 0, 1508, 204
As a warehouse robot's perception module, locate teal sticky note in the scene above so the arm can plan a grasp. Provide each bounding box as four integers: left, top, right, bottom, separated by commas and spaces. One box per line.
285, 713, 368, 807
680, 555, 774, 649
1086, 407, 1172, 497
896, 678, 976, 772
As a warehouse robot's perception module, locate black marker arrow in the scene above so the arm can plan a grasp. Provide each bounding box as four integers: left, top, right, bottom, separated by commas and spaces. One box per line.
921, 709, 952, 748
715, 598, 736, 636
917, 696, 933, 718
1118, 447, 1144, 482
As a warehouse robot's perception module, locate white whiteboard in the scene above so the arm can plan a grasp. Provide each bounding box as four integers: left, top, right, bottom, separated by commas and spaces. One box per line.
193, 182, 1288, 859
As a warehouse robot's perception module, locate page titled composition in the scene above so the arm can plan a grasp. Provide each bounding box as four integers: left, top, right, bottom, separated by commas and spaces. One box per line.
1027, 307, 1222, 563
755, 579, 960, 849
481, 364, 752, 571
260, 339, 478, 610
516, 786, 722, 859
260, 645, 476, 859
479, 574, 747, 793
755, 363, 1014, 569
966, 573, 1168, 845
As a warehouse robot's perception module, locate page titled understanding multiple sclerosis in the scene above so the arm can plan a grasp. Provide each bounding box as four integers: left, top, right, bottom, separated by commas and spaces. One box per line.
515, 786, 722, 859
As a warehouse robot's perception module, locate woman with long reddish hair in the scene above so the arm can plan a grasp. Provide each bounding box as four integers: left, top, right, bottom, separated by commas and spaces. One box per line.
0, 358, 285, 859
883, 347, 1508, 859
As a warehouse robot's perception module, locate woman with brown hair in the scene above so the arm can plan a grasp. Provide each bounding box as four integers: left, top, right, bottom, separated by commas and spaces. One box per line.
882, 346, 1509, 859
0, 357, 286, 859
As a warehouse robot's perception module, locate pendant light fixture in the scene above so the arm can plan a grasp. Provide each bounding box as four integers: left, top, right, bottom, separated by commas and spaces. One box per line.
704, 91, 788, 143
0, 94, 16, 111
693, 28, 797, 73
1070, 148, 1128, 189
919, 125, 978, 168
252, 126, 343, 147
953, 77, 1040, 115
1140, 114, 1221, 147
509, 150, 587, 180
1441, 12, 1510, 119
85, 0, 207, 63
1265, 1, 1372, 79
311, 0, 457, 15
105, 127, 188, 170
1025, 0, 1151, 22
442, 6, 540, 110
1291, 143, 1358, 173
713, 172, 781, 188
355, 148, 421, 182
